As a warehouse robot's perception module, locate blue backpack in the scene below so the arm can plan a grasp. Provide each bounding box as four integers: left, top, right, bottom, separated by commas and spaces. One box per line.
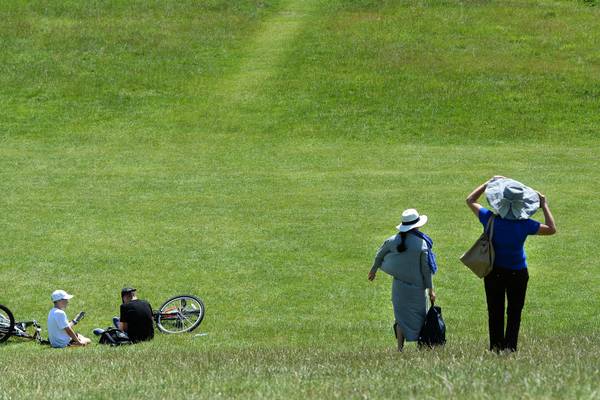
418, 305, 446, 348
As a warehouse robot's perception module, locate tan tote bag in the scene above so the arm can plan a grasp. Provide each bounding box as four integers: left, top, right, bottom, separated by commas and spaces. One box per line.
460, 215, 495, 278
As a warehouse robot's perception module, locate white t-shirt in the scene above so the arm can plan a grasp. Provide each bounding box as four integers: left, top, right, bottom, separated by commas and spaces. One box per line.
47, 307, 71, 348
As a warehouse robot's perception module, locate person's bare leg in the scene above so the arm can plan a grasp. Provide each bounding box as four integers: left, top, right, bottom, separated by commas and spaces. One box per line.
395, 324, 405, 352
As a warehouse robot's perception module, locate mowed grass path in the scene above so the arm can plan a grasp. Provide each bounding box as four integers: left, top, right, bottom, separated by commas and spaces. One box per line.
1, 1, 600, 399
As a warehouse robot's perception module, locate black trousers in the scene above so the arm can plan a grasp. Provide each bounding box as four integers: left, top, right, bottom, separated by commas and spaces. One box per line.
484, 268, 529, 352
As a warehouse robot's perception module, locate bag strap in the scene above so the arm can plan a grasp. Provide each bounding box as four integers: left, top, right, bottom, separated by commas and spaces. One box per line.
101, 331, 117, 345
485, 215, 495, 267
484, 214, 495, 240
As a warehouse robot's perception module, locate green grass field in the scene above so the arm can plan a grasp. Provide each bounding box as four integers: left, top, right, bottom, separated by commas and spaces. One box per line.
1, 0, 599, 398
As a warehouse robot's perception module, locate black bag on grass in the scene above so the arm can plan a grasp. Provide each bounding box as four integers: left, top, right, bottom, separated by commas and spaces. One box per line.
98, 328, 132, 346
418, 305, 446, 348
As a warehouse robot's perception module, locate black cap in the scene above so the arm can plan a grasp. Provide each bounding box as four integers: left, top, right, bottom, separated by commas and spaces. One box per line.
121, 287, 137, 297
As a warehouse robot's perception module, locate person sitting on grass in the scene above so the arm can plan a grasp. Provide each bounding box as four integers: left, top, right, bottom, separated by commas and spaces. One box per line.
47, 290, 90, 348
94, 287, 154, 343
117, 287, 154, 343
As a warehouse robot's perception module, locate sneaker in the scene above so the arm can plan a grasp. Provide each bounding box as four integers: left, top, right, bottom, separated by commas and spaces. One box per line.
72, 311, 85, 325
92, 328, 105, 336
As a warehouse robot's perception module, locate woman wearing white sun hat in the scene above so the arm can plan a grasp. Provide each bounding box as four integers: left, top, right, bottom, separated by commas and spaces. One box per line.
466, 176, 557, 352
369, 209, 438, 351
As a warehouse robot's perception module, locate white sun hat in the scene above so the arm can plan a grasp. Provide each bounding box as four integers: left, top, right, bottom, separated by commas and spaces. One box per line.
396, 209, 428, 232
485, 178, 540, 220
51, 290, 74, 302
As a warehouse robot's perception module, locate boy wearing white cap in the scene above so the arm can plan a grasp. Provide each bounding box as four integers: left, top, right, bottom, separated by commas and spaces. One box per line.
47, 290, 90, 348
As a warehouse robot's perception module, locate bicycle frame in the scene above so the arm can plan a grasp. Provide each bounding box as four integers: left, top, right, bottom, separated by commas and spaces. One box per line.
11, 320, 44, 342
0, 318, 44, 343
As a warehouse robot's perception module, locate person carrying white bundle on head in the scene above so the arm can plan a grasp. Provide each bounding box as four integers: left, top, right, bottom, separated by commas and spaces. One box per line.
466, 176, 557, 353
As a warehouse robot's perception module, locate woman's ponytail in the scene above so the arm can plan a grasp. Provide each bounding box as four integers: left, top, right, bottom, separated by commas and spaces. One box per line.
396, 231, 408, 252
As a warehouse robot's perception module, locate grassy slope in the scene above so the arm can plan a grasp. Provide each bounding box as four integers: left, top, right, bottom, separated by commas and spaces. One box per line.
1, 0, 599, 398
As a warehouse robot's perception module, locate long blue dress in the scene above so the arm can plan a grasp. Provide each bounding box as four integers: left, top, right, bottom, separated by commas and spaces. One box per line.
371, 233, 433, 341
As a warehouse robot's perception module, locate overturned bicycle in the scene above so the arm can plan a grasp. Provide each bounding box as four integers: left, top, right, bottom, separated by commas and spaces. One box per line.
0, 304, 49, 344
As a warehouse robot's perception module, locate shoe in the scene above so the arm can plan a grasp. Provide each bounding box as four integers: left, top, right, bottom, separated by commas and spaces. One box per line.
72, 311, 86, 325
92, 328, 105, 336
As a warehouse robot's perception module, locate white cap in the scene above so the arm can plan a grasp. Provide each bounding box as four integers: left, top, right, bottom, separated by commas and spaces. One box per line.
51, 290, 74, 302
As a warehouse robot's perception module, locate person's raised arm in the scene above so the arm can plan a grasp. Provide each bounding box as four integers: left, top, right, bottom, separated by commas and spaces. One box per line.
466, 176, 504, 217
537, 192, 557, 236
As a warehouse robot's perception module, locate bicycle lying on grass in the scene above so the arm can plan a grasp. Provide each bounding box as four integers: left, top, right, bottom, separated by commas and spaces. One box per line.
152, 294, 205, 334
0, 294, 205, 344
0, 304, 48, 344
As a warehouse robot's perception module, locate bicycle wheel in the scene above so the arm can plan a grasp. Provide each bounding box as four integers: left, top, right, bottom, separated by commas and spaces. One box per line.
156, 295, 205, 334
0, 304, 15, 343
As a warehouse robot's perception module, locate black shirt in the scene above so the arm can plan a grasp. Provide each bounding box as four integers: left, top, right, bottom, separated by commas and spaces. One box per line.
119, 299, 154, 343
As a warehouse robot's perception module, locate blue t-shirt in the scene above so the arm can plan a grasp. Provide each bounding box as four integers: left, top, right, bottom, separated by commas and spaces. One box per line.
479, 207, 540, 270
